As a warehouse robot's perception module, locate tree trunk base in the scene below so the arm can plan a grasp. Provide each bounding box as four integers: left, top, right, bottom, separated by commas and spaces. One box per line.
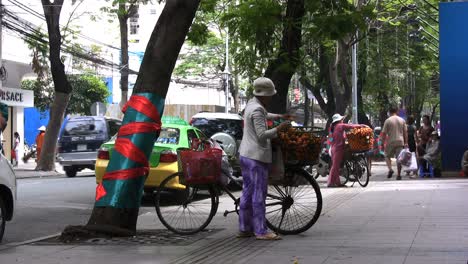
59, 207, 139, 242
59, 225, 134, 243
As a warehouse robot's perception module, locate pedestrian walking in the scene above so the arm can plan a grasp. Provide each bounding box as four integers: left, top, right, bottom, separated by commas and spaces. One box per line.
380, 105, 408, 180
237, 77, 290, 241
417, 115, 434, 157
35, 126, 46, 162
327, 114, 365, 187
11, 132, 20, 167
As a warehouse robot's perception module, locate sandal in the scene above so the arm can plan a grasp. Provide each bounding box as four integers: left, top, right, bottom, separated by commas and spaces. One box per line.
256, 233, 282, 240
236, 231, 254, 238
387, 170, 394, 178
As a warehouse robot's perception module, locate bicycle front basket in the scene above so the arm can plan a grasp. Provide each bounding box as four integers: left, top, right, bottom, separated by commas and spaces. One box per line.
179, 148, 222, 185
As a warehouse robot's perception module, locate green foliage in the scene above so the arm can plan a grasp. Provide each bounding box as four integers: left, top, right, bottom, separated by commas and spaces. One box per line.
21, 78, 53, 111
100, 0, 150, 19
176, 0, 439, 120
22, 74, 109, 115
174, 33, 224, 77
68, 74, 110, 115
187, 23, 210, 45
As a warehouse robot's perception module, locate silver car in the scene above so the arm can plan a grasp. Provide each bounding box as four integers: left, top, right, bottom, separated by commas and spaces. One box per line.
0, 152, 16, 242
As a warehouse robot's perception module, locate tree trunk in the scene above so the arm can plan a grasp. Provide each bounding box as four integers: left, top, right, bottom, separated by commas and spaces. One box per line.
330, 40, 351, 115
265, 0, 305, 114
118, 3, 129, 108
300, 45, 335, 125
357, 48, 371, 127
37, 93, 70, 171
357, 79, 371, 127
300, 69, 310, 126
60, 1, 201, 239
37, 0, 72, 171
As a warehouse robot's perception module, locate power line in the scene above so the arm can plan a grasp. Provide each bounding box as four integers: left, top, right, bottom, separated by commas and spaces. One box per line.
7, 0, 122, 51
2, 7, 138, 74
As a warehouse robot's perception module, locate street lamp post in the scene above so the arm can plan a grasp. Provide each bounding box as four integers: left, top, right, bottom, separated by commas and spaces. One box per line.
222, 69, 231, 114
351, 0, 358, 124
223, 30, 230, 114
352, 37, 358, 124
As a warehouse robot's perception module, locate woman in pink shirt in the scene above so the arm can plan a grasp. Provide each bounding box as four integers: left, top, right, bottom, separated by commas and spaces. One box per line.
328, 114, 365, 187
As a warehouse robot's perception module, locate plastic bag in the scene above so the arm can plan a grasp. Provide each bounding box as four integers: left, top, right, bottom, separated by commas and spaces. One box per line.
403, 152, 418, 172
397, 148, 412, 167
269, 146, 284, 185
219, 152, 232, 186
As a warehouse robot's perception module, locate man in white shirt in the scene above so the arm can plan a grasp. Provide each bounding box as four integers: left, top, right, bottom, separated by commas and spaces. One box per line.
380, 105, 408, 180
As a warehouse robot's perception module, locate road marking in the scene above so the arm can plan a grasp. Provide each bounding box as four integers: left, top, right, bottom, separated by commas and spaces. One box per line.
0, 233, 62, 251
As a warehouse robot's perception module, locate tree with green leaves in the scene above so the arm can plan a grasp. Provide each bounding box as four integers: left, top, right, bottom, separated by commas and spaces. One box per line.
176, 0, 438, 126
21, 74, 109, 116
35, 0, 74, 171
61, 0, 201, 239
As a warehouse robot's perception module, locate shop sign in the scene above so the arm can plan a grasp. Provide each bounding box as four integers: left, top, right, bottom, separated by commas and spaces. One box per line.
0, 87, 34, 107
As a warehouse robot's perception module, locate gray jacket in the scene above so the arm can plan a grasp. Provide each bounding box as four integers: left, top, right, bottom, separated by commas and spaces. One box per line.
239, 97, 279, 163
423, 139, 440, 162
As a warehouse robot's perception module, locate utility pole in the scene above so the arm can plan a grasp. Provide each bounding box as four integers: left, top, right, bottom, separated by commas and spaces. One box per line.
351, 34, 358, 124
351, 0, 358, 124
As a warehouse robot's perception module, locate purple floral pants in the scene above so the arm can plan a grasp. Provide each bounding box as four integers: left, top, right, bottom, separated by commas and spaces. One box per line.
239, 156, 269, 235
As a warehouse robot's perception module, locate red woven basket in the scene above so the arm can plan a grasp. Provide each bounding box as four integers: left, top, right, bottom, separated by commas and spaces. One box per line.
179, 148, 222, 185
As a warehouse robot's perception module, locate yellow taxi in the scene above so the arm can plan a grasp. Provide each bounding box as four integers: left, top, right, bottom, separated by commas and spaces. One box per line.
95, 117, 208, 193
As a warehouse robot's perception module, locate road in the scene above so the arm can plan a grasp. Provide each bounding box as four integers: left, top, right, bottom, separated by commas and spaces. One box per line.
2, 174, 154, 244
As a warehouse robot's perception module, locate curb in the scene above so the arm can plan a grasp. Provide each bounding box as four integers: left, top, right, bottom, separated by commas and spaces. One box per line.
14, 170, 65, 179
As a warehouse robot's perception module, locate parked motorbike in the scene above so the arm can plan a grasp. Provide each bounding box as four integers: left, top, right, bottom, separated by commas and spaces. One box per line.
305, 148, 331, 179
22, 143, 37, 163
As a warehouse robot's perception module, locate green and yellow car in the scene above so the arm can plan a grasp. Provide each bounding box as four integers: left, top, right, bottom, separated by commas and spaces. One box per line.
95, 117, 208, 193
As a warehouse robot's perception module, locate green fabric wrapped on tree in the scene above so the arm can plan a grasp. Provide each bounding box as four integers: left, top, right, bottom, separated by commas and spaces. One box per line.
0, 102, 8, 122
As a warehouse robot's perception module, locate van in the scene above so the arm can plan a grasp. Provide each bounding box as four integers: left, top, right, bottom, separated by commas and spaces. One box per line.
57, 116, 121, 177
190, 112, 243, 178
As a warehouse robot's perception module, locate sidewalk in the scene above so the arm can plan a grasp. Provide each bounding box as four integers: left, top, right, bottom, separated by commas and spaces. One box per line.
2, 162, 468, 264
13, 162, 94, 179
13, 162, 64, 179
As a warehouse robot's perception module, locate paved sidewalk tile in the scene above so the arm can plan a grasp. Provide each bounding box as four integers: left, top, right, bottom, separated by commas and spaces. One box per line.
2, 162, 468, 264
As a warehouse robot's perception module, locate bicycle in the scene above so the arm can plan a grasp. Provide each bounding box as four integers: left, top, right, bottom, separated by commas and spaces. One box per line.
153, 163, 322, 235
310, 149, 370, 187
341, 151, 370, 187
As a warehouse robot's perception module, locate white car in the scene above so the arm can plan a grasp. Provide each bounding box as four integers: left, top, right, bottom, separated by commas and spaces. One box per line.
0, 153, 16, 242
190, 112, 244, 178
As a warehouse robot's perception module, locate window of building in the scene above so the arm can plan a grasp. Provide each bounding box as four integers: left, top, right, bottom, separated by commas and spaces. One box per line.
150, 9, 156, 15
130, 24, 139, 35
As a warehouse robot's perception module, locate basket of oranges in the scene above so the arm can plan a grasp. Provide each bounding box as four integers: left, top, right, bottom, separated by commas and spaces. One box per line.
345, 127, 374, 153
277, 127, 322, 165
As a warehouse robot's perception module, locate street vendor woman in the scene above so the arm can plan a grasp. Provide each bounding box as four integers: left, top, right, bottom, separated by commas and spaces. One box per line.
237, 77, 291, 241
328, 114, 366, 188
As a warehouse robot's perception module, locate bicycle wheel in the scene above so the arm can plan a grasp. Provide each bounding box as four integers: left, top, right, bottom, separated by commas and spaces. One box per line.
344, 160, 356, 183
266, 168, 322, 235
355, 155, 370, 187
304, 165, 319, 179
154, 172, 219, 235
